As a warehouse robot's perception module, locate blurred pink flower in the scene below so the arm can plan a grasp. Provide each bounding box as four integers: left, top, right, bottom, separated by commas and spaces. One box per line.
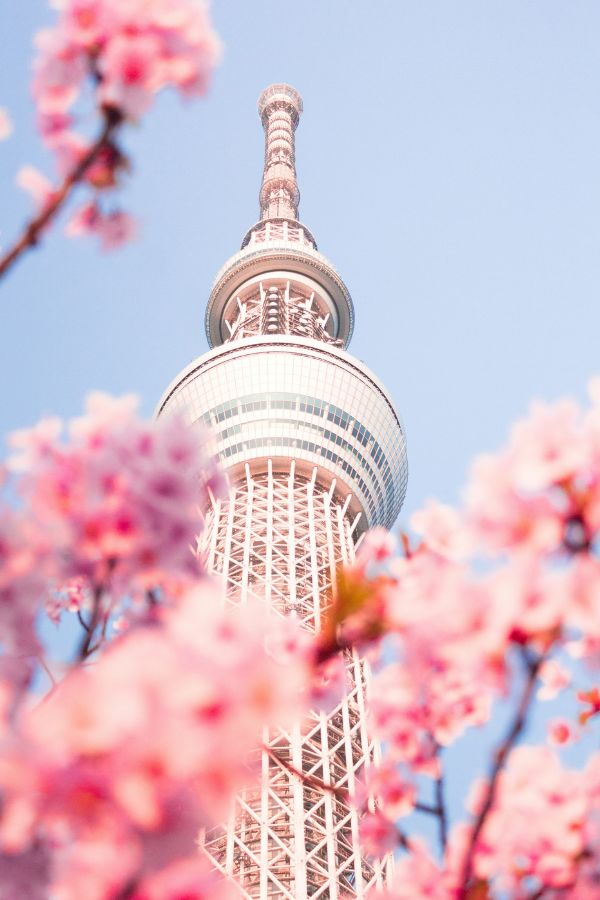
0, 108, 13, 141
16, 166, 55, 210
8, 392, 222, 592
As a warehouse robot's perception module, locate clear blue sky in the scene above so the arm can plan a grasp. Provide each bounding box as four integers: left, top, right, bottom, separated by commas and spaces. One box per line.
2, 1, 600, 525
2, 0, 599, 837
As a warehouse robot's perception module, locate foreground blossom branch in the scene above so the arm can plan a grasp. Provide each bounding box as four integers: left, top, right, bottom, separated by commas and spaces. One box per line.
0, 108, 120, 280
0, 0, 220, 283
457, 649, 544, 897
433, 760, 448, 854
5, 380, 600, 896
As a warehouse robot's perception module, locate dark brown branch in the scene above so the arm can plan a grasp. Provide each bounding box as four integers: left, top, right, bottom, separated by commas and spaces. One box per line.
434, 762, 448, 854
457, 650, 544, 898
0, 108, 122, 281
76, 583, 104, 663
414, 801, 440, 815
76, 610, 90, 633
266, 747, 412, 853
265, 746, 349, 801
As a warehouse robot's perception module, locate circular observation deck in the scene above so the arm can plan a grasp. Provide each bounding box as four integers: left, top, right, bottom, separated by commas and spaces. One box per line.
157, 336, 407, 533
205, 239, 355, 350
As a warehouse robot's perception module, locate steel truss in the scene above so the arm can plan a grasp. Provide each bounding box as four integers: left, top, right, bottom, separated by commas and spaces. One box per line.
200, 463, 389, 897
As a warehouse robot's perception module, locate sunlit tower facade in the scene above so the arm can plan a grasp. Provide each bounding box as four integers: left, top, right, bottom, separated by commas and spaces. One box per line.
158, 85, 408, 898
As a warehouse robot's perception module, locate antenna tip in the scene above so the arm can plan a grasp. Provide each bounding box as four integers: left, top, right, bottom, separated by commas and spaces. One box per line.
258, 84, 303, 125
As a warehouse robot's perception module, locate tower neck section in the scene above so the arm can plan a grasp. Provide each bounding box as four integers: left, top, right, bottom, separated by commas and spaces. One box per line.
258, 83, 302, 222
204, 84, 354, 350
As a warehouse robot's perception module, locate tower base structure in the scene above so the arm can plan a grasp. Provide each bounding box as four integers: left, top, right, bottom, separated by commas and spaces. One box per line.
202, 464, 390, 898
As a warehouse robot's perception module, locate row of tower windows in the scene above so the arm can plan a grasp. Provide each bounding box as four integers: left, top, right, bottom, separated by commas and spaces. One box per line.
215, 416, 389, 515
203, 392, 398, 499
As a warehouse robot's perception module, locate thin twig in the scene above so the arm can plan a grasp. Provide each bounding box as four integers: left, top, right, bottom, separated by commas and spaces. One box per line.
77, 610, 90, 633
266, 746, 413, 854
76, 583, 104, 662
457, 649, 544, 897
0, 108, 122, 281
434, 762, 448, 854
36, 655, 57, 688
414, 801, 440, 816
265, 746, 348, 801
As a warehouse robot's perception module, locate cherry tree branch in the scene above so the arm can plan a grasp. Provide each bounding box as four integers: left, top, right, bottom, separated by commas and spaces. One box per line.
265, 746, 348, 801
76, 582, 105, 662
0, 108, 122, 282
266, 746, 413, 852
457, 649, 544, 897
434, 759, 448, 854
413, 752, 447, 854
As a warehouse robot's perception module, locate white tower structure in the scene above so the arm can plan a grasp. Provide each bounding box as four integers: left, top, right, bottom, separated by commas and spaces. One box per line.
158, 84, 408, 898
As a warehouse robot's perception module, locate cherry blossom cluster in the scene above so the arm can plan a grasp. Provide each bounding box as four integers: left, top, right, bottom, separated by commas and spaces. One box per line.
20, 0, 220, 249
0, 587, 309, 898
0, 392, 223, 688
9, 391, 222, 588
333, 381, 600, 896
380, 746, 600, 899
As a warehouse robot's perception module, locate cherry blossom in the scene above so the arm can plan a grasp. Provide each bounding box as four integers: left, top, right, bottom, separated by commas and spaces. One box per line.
3, 371, 600, 896
16, 165, 55, 210
0, 587, 308, 897
66, 202, 137, 249
0, 108, 13, 141
472, 747, 588, 892
548, 718, 574, 745
333, 381, 600, 895
1, 0, 220, 273
380, 840, 452, 899
538, 658, 571, 700
358, 810, 400, 858
0, 508, 47, 692
7, 391, 223, 594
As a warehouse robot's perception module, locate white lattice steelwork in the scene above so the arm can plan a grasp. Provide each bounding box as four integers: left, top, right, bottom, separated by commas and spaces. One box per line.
158, 84, 408, 897
200, 465, 388, 897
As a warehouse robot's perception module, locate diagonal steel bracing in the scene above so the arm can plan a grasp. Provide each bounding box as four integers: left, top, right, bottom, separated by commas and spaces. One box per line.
200, 466, 390, 897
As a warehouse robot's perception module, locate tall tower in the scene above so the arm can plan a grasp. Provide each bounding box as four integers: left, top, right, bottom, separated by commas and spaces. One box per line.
158, 85, 408, 898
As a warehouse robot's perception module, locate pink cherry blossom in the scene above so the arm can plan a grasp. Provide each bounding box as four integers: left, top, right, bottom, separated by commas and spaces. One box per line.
16, 165, 55, 210
380, 839, 452, 899
410, 499, 471, 561
358, 809, 399, 858
32, 29, 87, 115
0, 508, 47, 692
66, 203, 137, 249
0, 587, 309, 897
8, 392, 223, 594
356, 760, 416, 820
538, 659, 571, 701
131, 855, 238, 899
98, 33, 164, 118
21, 0, 221, 255
473, 747, 587, 891
356, 526, 396, 566
548, 718, 574, 745
0, 108, 13, 141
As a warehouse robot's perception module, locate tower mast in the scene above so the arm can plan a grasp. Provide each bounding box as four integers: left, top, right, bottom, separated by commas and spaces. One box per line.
158, 84, 408, 897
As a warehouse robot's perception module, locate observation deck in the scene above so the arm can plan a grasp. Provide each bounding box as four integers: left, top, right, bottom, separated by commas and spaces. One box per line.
157, 336, 407, 533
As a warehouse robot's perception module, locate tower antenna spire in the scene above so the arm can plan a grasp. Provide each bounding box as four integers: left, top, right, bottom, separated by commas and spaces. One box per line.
257, 83, 303, 221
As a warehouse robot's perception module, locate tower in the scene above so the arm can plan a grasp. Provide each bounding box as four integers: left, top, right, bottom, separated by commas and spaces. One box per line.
158, 85, 408, 898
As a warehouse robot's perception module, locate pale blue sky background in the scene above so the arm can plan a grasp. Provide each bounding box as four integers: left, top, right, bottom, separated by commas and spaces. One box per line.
1, 0, 600, 834
2, 1, 600, 522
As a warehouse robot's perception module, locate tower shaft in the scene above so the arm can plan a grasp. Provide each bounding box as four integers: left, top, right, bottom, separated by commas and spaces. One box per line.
158, 84, 407, 898
202, 466, 386, 897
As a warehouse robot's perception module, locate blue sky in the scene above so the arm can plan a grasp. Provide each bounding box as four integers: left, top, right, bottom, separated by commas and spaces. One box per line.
3, 1, 600, 526
2, 0, 600, 837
